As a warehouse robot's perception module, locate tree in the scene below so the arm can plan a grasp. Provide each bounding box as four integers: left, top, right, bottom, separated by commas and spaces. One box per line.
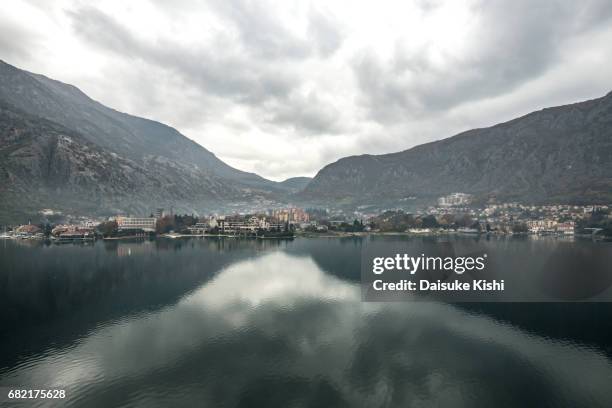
156, 216, 176, 234
420, 215, 439, 228
374, 210, 416, 232
601, 222, 612, 238
512, 223, 529, 234
98, 221, 118, 237
438, 214, 455, 227
455, 214, 474, 228
351, 219, 365, 232
39, 222, 53, 237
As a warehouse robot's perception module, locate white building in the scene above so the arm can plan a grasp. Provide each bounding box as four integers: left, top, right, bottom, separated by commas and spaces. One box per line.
556, 221, 575, 235
115, 217, 156, 232
437, 193, 472, 207
526, 219, 557, 233
187, 222, 209, 234
189, 216, 284, 234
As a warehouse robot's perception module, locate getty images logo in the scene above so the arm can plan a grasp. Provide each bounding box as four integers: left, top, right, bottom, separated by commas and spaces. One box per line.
372, 253, 488, 275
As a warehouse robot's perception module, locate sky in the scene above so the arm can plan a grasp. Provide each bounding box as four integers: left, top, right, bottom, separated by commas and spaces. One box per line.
1, 0, 612, 181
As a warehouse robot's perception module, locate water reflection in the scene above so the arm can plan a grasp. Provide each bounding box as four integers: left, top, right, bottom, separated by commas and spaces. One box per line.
0, 238, 277, 372
1, 241, 612, 407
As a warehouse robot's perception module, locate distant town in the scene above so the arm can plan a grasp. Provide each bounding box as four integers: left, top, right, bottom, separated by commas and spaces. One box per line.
1, 193, 611, 242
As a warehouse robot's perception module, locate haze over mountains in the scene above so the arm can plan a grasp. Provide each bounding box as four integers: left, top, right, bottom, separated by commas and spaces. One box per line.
1, 59, 611, 222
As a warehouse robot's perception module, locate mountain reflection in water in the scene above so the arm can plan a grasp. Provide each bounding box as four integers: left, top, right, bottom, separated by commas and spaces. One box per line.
1, 237, 612, 407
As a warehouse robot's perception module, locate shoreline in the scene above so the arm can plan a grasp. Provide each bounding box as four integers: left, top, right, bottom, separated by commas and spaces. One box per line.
297, 231, 577, 238
161, 233, 295, 240
3, 231, 607, 243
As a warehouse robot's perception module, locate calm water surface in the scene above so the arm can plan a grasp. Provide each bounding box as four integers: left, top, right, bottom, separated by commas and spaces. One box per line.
1, 236, 612, 407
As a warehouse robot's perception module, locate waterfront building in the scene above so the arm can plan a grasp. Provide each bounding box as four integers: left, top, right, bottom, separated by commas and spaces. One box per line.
57, 229, 95, 240
526, 219, 557, 233
556, 221, 575, 235
271, 208, 309, 223
188, 216, 285, 235
15, 224, 42, 236
187, 222, 209, 234
52, 224, 94, 236
221, 217, 284, 234
115, 217, 156, 232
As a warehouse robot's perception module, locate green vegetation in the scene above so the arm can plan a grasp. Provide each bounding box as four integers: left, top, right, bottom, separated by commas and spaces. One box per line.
369, 210, 482, 232
334, 219, 365, 232
155, 215, 197, 234
97, 221, 118, 237
577, 208, 612, 237
511, 223, 529, 234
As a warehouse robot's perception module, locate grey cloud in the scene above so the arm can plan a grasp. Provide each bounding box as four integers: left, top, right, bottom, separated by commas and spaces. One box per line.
68, 7, 141, 55
262, 91, 342, 135
206, 0, 312, 60
0, 17, 41, 63
308, 8, 344, 57
354, 0, 612, 123
67, 5, 343, 137
28, 0, 612, 179
152, 0, 344, 59
68, 6, 295, 104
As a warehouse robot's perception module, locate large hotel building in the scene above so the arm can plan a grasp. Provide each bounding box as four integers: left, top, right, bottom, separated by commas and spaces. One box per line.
115, 216, 157, 232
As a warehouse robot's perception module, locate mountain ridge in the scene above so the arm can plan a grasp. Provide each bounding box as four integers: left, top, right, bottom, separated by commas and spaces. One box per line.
0, 101, 252, 220
278, 176, 313, 193
0, 60, 293, 221
2, 58, 612, 220
0, 59, 278, 190
302, 91, 612, 206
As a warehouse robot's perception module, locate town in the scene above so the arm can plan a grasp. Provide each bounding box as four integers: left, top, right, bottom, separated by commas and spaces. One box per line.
1, 193, 611, 242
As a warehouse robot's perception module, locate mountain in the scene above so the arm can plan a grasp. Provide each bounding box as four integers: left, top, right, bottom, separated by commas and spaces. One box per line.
302, 92, 612, 207
0, 60, 278, 188
4, 58, 611, 221
0, 60, 290, 221
278, 177, 312, 193
0, 102, 249, 220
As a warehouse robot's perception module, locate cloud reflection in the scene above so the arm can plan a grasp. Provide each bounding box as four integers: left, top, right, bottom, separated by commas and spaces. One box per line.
3, 251, 612, 407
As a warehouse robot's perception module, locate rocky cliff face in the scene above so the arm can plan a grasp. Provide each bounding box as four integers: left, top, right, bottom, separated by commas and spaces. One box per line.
0, 60, 273, 188
0, 103, 252, 220
302, 92, 612, 206
0, 61, 290, 221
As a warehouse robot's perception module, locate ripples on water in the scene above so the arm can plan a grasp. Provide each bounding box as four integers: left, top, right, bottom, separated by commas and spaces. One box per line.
1, 237, 612, 407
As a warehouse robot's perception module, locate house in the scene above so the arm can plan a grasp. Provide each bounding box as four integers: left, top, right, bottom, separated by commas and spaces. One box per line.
15, 224, 41, 235
556, 221, 575, 235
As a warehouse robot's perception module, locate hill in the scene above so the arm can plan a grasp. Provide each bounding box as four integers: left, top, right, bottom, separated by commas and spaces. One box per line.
0, 60, 291, 221
302, 92, 612, 207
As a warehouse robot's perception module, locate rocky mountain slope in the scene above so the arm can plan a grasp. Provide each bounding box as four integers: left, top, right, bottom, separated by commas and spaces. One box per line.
278, 177, 312, 193
0, 60, 276, 189
302, 92, 612, 206
3, 57, 611, 221
0, 60, 291, 221
0, 103, 255, 220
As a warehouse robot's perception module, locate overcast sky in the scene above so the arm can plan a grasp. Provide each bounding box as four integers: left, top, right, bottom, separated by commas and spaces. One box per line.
2, 0, 612, 180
